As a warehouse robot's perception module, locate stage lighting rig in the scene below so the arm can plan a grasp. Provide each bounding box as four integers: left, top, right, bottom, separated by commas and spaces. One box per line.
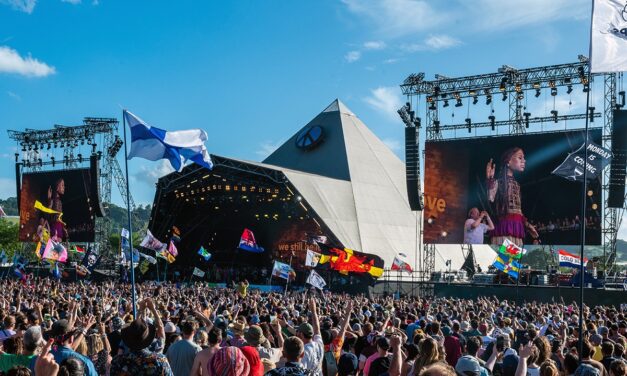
523, 112, 531, 128
551, 87, 558, 96
588, 107, 595, 122
455, 98, 463, 107
501, 92, 507, 101
465, 118, 471, 133
443, 99, 449, 107
618, 91, 625, 108
486, 94, 492, 105
489, 115, 496, 131
551, 110, 558, 123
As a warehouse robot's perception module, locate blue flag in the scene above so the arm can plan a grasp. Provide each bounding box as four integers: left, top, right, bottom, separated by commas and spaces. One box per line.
198, 247, 212, 261
124, 110, 213, 172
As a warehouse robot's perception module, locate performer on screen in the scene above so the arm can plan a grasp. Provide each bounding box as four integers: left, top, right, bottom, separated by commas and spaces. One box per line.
486, 147, 538, 246
463, 207, 494, 244
46, 178, 67, 241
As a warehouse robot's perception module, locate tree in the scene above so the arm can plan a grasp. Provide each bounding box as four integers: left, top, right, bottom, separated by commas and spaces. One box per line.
0, 218, 21, 259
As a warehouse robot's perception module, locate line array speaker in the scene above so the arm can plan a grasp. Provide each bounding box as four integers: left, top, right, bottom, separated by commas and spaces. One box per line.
405, 126, 423, 211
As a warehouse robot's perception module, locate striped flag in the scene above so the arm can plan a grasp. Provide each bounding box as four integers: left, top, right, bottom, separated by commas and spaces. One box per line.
558, 249, 589, 269
391, 252, 413, 273
492, 255, 522, 279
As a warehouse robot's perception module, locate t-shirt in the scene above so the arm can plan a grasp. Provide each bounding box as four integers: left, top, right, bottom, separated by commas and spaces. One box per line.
0, 353, 36, 372
464, 219, 488, 244
165, 339, 201, 376
0, 329, 15, 343
302, 335, 324, 376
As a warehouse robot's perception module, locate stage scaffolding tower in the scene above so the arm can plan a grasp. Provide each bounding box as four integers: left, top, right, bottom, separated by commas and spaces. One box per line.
400, 57, 621, 281
8, 118, 134, 266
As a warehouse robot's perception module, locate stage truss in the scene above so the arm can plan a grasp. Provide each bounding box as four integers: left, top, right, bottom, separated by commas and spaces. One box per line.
400, 57, 625, 286
8, 118, 135, 263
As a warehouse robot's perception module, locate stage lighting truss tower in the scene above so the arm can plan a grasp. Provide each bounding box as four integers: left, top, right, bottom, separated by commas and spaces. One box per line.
8, 118, 135, 264
400, 58, 621, 275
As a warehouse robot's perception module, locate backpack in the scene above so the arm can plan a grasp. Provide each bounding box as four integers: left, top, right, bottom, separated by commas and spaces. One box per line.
322, 350, 338, 376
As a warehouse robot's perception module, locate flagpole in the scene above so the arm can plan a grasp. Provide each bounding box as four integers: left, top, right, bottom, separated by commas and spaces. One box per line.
122, 111, 138, 319
577, 68, 591, 360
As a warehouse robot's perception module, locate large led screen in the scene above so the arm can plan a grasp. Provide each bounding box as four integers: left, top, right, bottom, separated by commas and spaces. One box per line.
423, 129, 602, 245
19, 169, 96, 242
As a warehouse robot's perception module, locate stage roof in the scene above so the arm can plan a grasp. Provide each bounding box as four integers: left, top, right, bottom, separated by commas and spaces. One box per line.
152, 99, 497, 271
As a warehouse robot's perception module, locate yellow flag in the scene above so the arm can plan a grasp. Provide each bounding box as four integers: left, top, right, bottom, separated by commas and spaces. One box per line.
34, 200, 60, 214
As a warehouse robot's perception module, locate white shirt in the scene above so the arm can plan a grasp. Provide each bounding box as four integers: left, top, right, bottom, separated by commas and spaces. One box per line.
258, 345, 282, 364
464, 219, 488, 244
302, 334, 324, 376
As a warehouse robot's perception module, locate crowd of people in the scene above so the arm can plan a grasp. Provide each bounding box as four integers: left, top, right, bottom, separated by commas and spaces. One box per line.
0, 278, 624, 376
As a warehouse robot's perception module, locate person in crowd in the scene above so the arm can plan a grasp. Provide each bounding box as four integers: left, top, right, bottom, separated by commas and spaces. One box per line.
166, 319, 201, 376
190, 327, 222, 376
266, 336, 307, 376
207, 346, 249, 376
45, 318, 98, 376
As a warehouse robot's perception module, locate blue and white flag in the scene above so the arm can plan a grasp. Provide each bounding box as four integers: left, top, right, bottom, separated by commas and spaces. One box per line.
272, 261, 295, 280
124, 110, 213, 172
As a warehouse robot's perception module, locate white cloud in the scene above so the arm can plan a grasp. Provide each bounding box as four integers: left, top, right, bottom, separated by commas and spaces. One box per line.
342, 0, 447, 38
0, 0, 36, 13
344, 50, 361, 63
256, 140, 285, 158
382, 137, 401, 152
61, 0, 81, 3
424, 34, 461, 50
0, 46, 56, 77
363, 41, 386, 50
383, 58, 399, 64
0, 178, 16, 199
364, 86, 403, 121
6, 91, 20, 100
133, 160, 174, 187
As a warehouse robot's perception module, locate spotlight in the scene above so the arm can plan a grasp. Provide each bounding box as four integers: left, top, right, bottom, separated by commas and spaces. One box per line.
551, 87, 558, 96
618, 91, 625, 108
588, 106, 595, 122
427, 217, 434, 225
499, 77, 507, 91
567, 85, 573, 94
443, 100, 449, 107
426, 96, 433, 103
535, 89, 541, 98
502, 92, 507, 101
429, 102, 437, 111
51, 157, 55, 167
455, 98, 463, 107
21, 145, 26, 152
489, 115, 496, 131
532, 82, 541, 89
472, 97, 478, 105
434, 120, 440, 134
517, 92, 524, 101
465, 118, 472, 133
486, 94, 492, 105
583, 83, 589, 93
551, 110, 558, 123
523, 112, 531, 128
441, 231, 448, 237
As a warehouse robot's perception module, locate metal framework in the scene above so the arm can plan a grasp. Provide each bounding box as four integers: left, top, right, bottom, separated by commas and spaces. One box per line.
8, 118, 133, 263
401, 57, 622, 279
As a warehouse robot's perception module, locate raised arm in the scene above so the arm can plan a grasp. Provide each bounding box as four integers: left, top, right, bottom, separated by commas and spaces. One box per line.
309, 298, 321, 336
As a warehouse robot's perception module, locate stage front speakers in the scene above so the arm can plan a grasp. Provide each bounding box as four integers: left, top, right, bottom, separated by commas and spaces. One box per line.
405, 126, 423, 211
608, 110, 627, 208
90, 154, 106, 217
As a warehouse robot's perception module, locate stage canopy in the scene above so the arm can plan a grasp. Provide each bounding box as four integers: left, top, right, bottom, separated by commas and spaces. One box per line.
149, 100, 496, 273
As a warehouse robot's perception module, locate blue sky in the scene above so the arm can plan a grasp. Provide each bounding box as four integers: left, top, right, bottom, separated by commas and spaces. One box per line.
1, 0, 625, 239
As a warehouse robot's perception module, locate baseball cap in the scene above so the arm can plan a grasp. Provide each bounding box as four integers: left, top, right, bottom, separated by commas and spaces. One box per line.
455, 355, 482, 376
297, 323, 314, 338
23, 326, 45, 349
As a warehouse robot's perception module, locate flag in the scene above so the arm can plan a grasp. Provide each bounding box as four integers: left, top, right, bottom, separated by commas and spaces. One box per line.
34, 200, 61, 215
42, 239, 68, 263
121, 228, 130, 240
497, 239, 527, 260
0, 250, 6, 265
124, 110, 213, 172
590, 0, 627, 73
552, 141, 612, 182
317, 243, 384, 279
272, 261, 296, 280
306, 269, 326, 289
558, 249, 589, 268
198, 246, 212, 261
192, 267, 205, 278
492, 255, 522, 279
167, 241, 178, 257
306, 233, 327, 244
50, 262, 61, 280
81, 246, 101, 273
305, 249, 321, 267
0, 206, 6, 217
139, 260, 150, 274
124, 247, 140, 263
139, 252, 157, 264
35, 242, 44, 259
238, 228, 264, 253
159, 249, 176, 264
391, 252, 413, 273
69, 245, 85, 254
171, 226, 181, 244
140, 230, 166, 252
13, 256, 28, 281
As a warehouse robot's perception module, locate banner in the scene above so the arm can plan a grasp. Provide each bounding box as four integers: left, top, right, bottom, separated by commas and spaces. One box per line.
192, 267, 205, 278
590, 0, 627, 73
124, 247, 140, 263
272, 261, 295, 280
306, 269, 326, 289
198, 246, 212, 261
140, 230, 166, 252
552, 141, 612, 182
317, 243, 384, 279
42, 239, 68, 263
121, 228, 130, 240
81, 246, 101, 273
69, 245, 85, 254
238, 228, 264, 253
159, 249, 176, 263
305, 249, 321, 267
167, 241, 178, 257
139, 259, 150, 274
492, 255, 521, 279
497, 239, 527, 260
558, 249, 589, 269
171, 226, 181, 244
391, 252, 413, 273
139, 252, 157, 264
